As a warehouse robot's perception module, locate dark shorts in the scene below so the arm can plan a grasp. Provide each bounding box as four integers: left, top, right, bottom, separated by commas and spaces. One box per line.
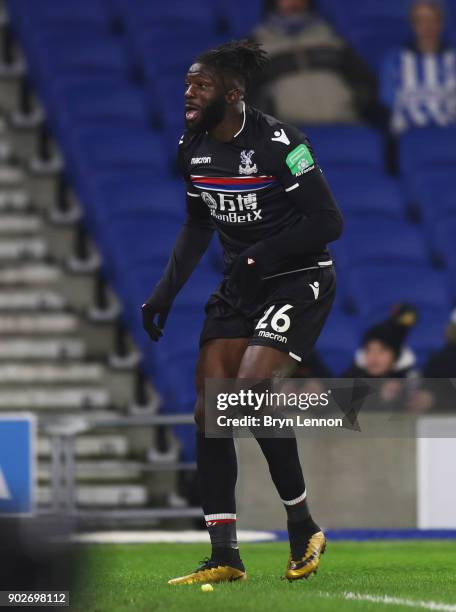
199, 266, 336, 363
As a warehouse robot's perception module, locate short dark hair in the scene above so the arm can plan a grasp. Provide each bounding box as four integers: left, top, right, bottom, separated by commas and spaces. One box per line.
195, 39, 269, 89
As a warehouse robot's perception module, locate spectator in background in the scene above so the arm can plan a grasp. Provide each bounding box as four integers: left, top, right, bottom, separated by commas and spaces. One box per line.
343, 305, 418, 412
344, 304, 418, 379
381, 0, 456, 134
251, 0, 377, 125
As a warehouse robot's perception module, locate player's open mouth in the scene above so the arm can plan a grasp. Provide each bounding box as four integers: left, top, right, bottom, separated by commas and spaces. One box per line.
185, 106, 200, 121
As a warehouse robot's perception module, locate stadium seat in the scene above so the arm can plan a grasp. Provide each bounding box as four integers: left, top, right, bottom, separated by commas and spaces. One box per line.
140, 27, 222, 79
399, 127, 456, 177
90, 174, 185, 218
430, 216, 456, 259
326, 169, 406, 219
409, 170, 456, 224
31, 33, 131, 80
69, 126, 167, 176
48, 78, 149, 128
217, 0, 264, 37
6, 0, 111, 31
340, 218, 430, 266
408, 307, 451, 364
346, 23, 408, 73
316, 1, 409, 71
122, 0, 220, 30
104, 212, 182, 268
348, 263, 451, 320
316, 309, 360, 375
145, 74, 189, 152
304, 125, 384, 171
316, 0, 409, 29
99, 213, 187, 330
428, 217, 456, 297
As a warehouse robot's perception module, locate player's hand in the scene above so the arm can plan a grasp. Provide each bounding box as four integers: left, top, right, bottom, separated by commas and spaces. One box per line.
227, 249, 265, 314
141, 285, 171, 342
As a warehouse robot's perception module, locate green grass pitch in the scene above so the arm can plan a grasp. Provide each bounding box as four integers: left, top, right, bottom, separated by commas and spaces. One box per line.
73, 541, 456, 612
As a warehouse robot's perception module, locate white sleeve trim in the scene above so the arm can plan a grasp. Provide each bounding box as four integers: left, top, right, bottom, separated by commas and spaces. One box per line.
285, 182, 300, 193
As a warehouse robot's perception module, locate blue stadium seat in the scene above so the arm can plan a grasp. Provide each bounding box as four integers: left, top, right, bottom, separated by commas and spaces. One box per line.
90, 174, 185, 218
409, 170, 456, 224
326, 169, 406, 219
48, 79, 148, 128
431, 216, 456, 259
7, 0, 111, 31
399, 127, 456, 177
408, 307, 450, 363
140, 27, 222, 80
104, 211, 182, 268
316, 0, 409, 29
349, 263, 451, 320
145, 74, 189, 152
346, 22, 408, 73
102, 0, 124, 21
123, 0, 220, 30
316, 0, 410, 71
304, 125, 384, 171
429, 217, 456, 296
316, 309, 360, 375
327, 239, 348, 272
341, 217, 429, 266
69, 126, 167, 175
217, 0, 264, 37
160, 305, 207, 362
31, 33, 131, 79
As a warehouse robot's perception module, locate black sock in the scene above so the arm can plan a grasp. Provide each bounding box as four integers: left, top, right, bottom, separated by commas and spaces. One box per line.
207, 520, 238, 550
283, 493, 310, 522
255, 435, 321, 558
196, 432, 242, 565
210, 545, 244, 570
255, 435, 306, 503
287, 517, 321, 560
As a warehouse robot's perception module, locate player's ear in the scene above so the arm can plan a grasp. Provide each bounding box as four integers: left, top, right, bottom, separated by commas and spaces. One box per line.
225, 87, 243, 105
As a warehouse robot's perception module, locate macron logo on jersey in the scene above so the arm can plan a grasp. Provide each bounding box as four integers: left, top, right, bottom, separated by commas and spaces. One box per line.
271, 129, 290, 145
191, 156, 212, 165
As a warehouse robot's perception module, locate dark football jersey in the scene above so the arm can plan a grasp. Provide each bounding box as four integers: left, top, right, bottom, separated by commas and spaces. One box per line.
178, 104, 332, 274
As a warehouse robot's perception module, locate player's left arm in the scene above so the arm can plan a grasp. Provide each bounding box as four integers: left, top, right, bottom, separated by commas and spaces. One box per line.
258, 125, 343, 266
228, 126, 343, 305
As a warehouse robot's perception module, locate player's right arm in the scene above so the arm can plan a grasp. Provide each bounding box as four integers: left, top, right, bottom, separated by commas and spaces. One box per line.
142, 141, 213, 341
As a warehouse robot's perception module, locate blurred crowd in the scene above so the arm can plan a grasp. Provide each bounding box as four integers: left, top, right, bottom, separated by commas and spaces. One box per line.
252, 0, 456, 133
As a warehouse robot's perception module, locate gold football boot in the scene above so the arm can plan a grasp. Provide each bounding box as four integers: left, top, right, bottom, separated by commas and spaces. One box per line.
284, 531, 326, 581
168, 557, 246, 585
